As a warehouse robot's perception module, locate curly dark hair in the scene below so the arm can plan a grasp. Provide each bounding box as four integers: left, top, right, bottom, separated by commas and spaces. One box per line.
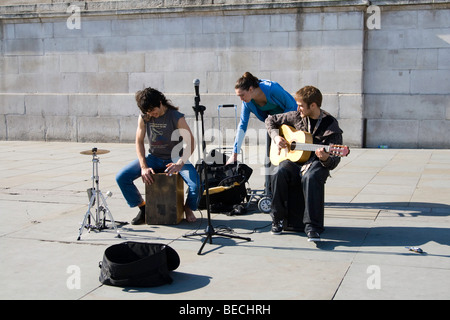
135, 87, 178, 115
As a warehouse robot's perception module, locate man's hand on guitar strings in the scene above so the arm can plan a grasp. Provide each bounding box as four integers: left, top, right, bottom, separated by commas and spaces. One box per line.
315, 147, 330, 162
274, 136, 288, 155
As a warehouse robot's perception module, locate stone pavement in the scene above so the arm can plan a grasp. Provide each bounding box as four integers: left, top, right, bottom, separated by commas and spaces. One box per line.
0, 141, 449, 301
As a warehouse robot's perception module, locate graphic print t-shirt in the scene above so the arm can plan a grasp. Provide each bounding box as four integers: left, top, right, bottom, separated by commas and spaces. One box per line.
145, 109, 184, 160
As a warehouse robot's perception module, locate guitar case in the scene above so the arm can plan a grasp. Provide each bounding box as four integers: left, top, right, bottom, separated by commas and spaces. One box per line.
196, 149, 253, 213
99, 241, 180, 287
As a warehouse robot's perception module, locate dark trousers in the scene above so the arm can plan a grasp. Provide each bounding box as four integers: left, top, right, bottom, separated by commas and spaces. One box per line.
270, 160, 329, 234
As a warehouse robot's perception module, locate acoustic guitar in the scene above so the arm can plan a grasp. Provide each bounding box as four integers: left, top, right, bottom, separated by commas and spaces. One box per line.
269, 124, 350, 166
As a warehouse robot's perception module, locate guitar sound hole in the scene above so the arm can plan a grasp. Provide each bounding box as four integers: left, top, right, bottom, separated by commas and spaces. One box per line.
290, 141, 296, 150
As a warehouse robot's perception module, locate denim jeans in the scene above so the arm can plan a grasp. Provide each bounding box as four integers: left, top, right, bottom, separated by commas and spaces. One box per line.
116, 153, 201, 210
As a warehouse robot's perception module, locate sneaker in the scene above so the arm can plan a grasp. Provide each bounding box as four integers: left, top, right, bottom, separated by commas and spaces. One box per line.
307, 231, 321, 242
271, 220, 283, 235
131, 210, 145, 225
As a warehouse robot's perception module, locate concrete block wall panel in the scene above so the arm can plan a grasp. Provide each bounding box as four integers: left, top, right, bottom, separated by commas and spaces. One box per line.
0, 0, 449, 150
363, 5, 450, 148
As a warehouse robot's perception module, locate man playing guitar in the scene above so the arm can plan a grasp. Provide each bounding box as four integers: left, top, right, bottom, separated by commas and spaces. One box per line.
265, 86, 346, 241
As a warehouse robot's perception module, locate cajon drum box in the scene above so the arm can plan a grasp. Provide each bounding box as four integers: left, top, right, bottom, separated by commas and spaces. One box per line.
145, 173, 184, 225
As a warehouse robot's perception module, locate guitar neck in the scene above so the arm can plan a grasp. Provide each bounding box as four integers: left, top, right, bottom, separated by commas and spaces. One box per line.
293, 143, 328, 152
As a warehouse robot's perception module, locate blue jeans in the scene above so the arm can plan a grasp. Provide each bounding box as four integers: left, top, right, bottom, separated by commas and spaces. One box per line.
116, 154, 200, 210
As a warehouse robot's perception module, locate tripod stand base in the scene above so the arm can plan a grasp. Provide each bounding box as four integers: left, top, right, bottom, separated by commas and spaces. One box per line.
184, 225, 251, 255
77, 190, 121, 241
77, 224, 122, 241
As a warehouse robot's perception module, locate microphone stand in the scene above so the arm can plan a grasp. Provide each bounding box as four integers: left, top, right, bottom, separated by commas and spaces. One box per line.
184, 82, 251, 255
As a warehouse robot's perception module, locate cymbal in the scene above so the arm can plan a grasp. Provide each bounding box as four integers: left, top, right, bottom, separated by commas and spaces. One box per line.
80, 148, 110, 155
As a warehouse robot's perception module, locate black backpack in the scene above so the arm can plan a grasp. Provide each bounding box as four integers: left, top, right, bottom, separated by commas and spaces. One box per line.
196, 150, 253, 213
99, 241, 180, 287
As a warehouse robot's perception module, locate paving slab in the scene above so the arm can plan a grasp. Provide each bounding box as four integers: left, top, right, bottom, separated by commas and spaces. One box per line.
0, 141, 449, 302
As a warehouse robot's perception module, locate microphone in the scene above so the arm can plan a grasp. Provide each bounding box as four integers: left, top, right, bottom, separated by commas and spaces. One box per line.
193, 78, 200, 99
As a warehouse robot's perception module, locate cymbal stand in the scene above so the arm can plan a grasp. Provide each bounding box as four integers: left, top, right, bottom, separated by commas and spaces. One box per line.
77, 148, 121, 240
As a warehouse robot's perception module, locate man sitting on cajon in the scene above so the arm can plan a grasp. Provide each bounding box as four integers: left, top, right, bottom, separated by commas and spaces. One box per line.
116, 87, 200, 224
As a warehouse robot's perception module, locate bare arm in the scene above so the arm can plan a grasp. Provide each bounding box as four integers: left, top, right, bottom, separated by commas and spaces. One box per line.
136, 115, 155, 184
165, 117, 196, 175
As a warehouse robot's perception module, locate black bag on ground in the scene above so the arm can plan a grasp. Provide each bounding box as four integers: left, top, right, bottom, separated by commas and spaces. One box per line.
99, 241, 180, 287
196, 150, 253, 213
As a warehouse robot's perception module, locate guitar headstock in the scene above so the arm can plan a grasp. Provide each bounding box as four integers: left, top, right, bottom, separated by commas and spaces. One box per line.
329, 145, 350, 157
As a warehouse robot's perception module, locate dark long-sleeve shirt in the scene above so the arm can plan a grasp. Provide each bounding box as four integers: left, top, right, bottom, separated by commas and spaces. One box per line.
265, 110, 343, 170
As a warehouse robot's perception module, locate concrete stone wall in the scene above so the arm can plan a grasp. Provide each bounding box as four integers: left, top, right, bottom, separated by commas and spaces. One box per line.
0, 0, 449, 149
364, 7, 450, 148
